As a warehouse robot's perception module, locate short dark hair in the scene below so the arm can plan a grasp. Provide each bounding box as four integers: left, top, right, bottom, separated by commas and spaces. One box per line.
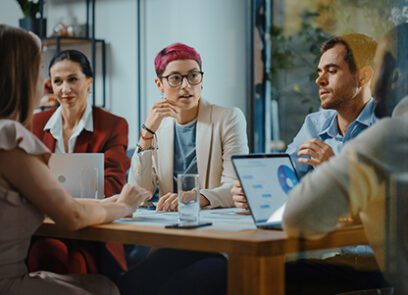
321, 33, 377, 73
0, 25, 41, 125
49, 49, 93, 78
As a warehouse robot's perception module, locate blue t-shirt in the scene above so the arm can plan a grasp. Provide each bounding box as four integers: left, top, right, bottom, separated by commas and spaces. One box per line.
173, 120, 198, 191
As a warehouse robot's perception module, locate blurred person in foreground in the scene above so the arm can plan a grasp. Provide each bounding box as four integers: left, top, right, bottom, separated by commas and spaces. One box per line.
0, 24, 149, 295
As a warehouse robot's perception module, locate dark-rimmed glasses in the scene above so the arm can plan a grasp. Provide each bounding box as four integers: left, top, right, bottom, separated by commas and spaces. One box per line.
161, 71, 204, 88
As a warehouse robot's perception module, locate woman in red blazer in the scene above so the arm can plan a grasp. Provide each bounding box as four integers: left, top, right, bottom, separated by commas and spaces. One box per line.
29, 49, 130, 279
31, 52, 129, 197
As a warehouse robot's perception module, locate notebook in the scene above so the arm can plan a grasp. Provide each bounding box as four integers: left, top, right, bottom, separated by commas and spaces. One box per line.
232, 154, 299, 229
48, 153, 104, 199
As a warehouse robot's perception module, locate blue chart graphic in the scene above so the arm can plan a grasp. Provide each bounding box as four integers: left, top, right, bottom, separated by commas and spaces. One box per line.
277, 165, 299, 194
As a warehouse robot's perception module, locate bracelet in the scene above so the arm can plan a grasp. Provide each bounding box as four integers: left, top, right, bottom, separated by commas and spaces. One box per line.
140, 130, 154, 140
137, 144, 155, 153
142, 123, 156, 135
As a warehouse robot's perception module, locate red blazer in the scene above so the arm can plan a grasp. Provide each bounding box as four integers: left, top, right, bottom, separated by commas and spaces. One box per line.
29, 107, 130, 272
31, 107, 130, 197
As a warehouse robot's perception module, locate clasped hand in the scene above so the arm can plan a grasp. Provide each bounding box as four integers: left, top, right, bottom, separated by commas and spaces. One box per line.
297, 138, 334, 167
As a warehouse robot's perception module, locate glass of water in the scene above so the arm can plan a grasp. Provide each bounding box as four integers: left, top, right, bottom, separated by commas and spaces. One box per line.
177, 174, 200, 225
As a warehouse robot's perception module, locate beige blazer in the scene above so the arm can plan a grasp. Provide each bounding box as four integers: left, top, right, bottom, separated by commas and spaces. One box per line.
129, 99, 249, 208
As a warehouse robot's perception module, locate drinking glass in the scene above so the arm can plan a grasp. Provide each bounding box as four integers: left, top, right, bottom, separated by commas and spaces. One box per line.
177, 174, 200, 225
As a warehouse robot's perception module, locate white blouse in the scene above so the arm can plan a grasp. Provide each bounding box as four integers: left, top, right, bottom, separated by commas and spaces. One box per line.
43, 103, 93, 153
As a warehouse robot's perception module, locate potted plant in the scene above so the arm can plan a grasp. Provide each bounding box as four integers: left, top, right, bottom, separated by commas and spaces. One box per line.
16, 0, 46, 37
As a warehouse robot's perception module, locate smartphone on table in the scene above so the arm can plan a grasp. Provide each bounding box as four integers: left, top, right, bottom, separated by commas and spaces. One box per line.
165, 222, 212, 229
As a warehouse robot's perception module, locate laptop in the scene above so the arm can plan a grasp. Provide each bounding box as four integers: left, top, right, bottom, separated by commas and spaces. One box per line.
232, 154, 299, 229
48, 153, 104, 199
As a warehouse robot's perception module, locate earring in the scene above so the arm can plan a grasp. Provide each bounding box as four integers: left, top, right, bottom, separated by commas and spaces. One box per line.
161, 91, 165, 98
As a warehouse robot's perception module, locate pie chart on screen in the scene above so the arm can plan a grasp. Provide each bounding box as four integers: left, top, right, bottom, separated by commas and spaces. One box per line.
277, 165, 298, 194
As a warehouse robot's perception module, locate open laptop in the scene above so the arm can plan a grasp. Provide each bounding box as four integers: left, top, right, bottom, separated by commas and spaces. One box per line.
48, 153, 104, 199
232, 154, 299, 229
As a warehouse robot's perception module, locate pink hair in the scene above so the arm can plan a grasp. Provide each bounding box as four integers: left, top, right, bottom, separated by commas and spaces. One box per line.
154, 43, 202, 76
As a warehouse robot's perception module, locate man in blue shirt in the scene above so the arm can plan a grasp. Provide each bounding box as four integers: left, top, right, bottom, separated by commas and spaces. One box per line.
233, 33, 378, 208
288, 33, 378, 178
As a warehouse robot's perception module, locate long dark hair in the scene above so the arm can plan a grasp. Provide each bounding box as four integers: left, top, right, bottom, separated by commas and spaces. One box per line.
0, 25, 41, 125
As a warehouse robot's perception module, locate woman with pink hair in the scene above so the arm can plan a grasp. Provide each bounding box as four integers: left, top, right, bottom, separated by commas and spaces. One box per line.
129, 43, 248, 211
122, 44, 248, 294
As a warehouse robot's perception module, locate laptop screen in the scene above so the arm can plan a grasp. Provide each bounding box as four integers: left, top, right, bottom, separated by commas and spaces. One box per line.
232, 154, 299, 224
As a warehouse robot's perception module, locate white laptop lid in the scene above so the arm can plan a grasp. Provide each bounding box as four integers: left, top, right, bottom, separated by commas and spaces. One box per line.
232, 154, 299, 227
49, 153, 104, 199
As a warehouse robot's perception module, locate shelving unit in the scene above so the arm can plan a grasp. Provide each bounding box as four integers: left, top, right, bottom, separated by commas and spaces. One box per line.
38, 0, 106, 107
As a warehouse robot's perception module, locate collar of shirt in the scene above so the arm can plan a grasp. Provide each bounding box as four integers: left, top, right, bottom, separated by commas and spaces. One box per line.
318, 97, 377, 140
44, 103, 93, 153
175, 118, 198, 128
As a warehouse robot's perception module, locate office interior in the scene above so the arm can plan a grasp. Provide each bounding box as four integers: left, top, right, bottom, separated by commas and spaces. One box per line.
1, 0, 407, 294
1, 0, 401, 151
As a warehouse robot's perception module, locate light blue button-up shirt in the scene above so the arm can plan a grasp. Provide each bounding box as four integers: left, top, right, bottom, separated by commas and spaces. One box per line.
286, 98, 378, 179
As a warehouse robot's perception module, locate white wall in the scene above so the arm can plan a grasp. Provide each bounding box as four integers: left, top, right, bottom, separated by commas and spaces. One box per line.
0, 1, 23, 25
45, 0, 139, 148
0, 0, 248, 148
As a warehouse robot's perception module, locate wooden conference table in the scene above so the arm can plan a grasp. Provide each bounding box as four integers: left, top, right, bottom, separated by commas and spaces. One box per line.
36, 209, 368, 295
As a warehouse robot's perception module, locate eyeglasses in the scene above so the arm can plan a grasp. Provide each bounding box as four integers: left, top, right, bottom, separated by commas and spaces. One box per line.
161, 71, 204, 88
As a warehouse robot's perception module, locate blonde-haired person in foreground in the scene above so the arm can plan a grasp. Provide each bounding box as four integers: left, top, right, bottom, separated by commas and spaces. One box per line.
0, 24, 149, 295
